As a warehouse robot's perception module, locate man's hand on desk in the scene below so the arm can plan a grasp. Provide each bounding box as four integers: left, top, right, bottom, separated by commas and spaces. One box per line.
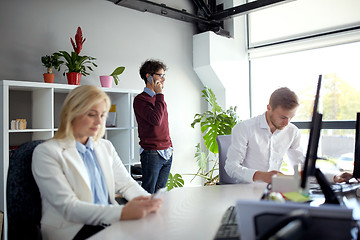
253, 170, 281, 183
120, 196, 162, 220
334, 172, 355, 183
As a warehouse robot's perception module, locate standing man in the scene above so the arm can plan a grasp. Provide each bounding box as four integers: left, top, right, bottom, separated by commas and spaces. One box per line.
225, 87, 304, 183
133, 59, 172, 194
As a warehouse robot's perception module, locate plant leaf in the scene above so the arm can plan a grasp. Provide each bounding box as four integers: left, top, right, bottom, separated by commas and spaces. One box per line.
111, 66, 125, 76
166, 173, 184, 191
113, 76, 119, 85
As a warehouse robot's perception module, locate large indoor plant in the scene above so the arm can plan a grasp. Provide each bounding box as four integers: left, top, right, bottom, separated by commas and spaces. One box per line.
41, 54, 62, 83
55, 27, 97, 85
189, 86, 239, 185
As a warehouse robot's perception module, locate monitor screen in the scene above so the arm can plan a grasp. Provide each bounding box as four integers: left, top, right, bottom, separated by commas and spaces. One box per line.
300, 75, 322, 190
352, 112, 360, 178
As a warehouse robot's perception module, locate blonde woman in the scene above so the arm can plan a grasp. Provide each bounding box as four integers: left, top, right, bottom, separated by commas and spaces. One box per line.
32, 85, 162, 240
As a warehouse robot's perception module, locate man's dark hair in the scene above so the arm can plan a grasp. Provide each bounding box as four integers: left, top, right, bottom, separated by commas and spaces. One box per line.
139, 59, 167, 84
269, 87, 299, 110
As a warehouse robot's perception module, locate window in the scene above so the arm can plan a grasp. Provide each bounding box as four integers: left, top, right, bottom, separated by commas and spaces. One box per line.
250, 41, 360, 173
250, 41, 360, 121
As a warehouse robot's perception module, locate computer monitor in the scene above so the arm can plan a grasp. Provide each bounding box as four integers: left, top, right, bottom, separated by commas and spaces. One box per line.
352, 112, 360, 178
299, 75, 340, 204
300, 75, 322, 190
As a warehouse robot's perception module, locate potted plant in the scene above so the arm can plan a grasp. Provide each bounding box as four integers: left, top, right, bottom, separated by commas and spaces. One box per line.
41, 54, 62, 83
55, 27, 97, 85
100, 66, 125, 88
173, 87, 238, 186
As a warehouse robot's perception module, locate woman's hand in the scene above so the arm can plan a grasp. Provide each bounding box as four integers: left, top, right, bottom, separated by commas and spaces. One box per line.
120, 196, 162, 220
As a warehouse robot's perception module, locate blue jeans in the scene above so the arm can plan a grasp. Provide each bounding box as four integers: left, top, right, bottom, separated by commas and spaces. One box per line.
140, 150, 172, 194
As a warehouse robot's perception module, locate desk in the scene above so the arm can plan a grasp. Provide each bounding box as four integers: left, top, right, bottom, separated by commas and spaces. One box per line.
89, 183, 267, 240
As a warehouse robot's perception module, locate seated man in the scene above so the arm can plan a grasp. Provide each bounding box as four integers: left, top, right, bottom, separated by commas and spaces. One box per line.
225, 87, 353, 184
225, 87, 304, 183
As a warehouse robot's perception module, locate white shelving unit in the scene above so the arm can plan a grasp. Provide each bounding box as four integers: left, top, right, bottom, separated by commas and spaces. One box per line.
0, 80, 141, 237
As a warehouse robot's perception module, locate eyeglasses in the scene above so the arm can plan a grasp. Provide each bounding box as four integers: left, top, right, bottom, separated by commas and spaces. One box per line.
153, 73, 166, 78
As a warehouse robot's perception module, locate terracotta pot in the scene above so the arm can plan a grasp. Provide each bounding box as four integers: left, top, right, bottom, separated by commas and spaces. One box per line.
66, 72, 82, 85
100, 76, 113, 88
43, 73, 54, 83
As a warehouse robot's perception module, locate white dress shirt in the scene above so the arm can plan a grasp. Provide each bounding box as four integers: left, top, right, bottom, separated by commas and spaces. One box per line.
225, 112, 304, 183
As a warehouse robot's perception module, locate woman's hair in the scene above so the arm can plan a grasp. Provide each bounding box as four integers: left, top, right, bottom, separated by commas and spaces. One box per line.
269, 87, 299, 110
139, 59, 167, 84
54, 85, 111, 141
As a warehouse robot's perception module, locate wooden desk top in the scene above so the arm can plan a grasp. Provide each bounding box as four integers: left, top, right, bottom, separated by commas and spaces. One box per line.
89, 183, 267, 240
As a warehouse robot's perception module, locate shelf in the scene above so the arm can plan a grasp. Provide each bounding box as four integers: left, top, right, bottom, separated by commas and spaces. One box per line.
9, 129, 53, 133
0, 80, 142, 231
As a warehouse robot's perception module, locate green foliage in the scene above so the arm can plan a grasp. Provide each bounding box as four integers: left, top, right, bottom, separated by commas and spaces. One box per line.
188, 143, 219, 186
191, 86, 238, 154
296, 73, 360, 136
41, 54, 63, 73
322, 73, 360, 121
55, 51, 97, 76
166, 173, 184, 191
172, 87, 239, 186
110, 66, 125, 85
194, 143, 208, 171
187, 86, 239, 185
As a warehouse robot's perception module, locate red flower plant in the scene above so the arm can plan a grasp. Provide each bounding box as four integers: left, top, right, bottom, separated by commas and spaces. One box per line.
70, 27, 86, 54
55, 26, 97, 77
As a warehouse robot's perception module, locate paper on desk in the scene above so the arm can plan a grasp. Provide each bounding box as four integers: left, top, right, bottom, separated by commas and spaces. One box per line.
282, 192, 311, 202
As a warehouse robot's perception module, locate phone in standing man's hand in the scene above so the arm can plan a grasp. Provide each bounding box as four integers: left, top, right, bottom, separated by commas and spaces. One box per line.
147, 75, 154, 84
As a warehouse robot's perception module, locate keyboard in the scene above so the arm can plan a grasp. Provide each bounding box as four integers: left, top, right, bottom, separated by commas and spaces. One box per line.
340, 182, 360, 193
309, 182, 360, 194
309, 183, 342, 195
214, 206, 240, 240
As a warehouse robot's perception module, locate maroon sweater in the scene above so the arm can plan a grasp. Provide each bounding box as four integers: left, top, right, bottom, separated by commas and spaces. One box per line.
133, 92, 172, 150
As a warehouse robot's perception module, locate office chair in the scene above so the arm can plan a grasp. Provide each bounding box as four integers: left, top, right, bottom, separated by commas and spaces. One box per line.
216, 135, 238, 184
7, 140, 44, 240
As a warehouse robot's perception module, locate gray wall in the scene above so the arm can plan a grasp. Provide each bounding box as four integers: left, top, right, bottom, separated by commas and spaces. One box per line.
0, 0, 205, 185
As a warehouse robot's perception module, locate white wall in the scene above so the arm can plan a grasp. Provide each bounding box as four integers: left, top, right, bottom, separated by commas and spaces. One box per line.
193, 0, 250, 119
0, 0, 204, 185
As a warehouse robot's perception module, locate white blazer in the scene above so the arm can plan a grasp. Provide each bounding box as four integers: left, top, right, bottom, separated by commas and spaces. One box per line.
32, 138, 149, 240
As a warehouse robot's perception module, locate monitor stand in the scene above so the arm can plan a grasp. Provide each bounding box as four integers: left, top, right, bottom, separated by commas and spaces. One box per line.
314, 168, 340, 205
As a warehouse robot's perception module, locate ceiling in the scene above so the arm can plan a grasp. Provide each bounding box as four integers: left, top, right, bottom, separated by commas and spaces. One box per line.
107, 0, 296, 37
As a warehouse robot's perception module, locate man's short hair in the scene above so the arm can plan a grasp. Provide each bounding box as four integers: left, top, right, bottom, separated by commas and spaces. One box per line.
139, 59, 167, 84
269, 87, 299, 110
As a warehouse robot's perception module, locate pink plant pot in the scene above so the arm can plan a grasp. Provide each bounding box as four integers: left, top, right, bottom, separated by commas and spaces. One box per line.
100, 76, 113, 88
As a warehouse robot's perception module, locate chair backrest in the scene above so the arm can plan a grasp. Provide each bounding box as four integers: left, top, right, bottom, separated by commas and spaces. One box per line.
7, 140, 44, 240
217, 135, 237, 184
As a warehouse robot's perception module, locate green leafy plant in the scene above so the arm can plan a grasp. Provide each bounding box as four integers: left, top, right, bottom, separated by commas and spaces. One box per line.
110, 66, 125, 85
55, 26, 97, 76
189, 86, 238, 185
190, 143, 219, 185
166, 173, 184, 190
41, 54, 62, 74
55, 51, 97, 76
169, 87, 238, 186
191, 86, 238, 154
